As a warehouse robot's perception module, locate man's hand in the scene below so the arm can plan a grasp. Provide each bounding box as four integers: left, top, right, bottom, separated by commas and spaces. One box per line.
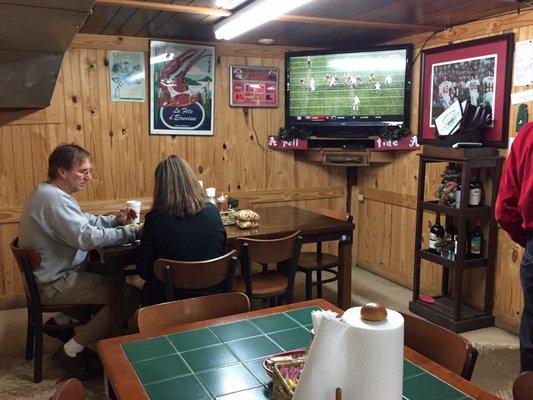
116, 208, 137, 226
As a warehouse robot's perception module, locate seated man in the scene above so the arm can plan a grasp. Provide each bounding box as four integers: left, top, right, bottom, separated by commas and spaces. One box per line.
19, 144, 141, 380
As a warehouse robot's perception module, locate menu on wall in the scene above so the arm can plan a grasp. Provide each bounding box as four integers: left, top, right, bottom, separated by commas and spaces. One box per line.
230, 65, 278, 107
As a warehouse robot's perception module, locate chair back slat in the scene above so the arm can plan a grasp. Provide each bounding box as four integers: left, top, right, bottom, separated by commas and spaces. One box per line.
11, 238, 42, 269
318, 207, 353, 223
513, 371, 533, 400
154, 250, 238, 291
235, 231, 302, 264
403, 313, 478, 380
138, 292, 250, 333
10, 238, 43, 312
51, 378, 86, 400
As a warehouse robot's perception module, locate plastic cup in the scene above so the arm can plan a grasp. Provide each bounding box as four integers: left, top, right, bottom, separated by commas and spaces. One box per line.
126, 200, 141, 224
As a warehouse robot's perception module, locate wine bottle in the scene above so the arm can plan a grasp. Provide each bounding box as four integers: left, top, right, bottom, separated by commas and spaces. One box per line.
429, 217, 445, 254
468, 176, 483, 206
470, 223, 483, 258
444, 221, 457, 260
455, 183, 461, 209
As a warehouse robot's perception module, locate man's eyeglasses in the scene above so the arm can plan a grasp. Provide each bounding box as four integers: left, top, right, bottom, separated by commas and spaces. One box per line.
77, 168, 94, 177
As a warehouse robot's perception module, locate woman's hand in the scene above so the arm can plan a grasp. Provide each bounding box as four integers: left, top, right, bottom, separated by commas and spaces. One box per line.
116, 208, 138, 226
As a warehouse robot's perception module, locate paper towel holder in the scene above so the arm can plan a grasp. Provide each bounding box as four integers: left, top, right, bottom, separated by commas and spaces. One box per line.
361, 303, 388, 322
335, 387, 342, 400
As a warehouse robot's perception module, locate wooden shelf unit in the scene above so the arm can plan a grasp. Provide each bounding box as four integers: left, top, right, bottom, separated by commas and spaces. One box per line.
409, 146, 503, 333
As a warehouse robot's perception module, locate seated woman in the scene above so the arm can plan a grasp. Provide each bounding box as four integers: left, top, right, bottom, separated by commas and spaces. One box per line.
136, 155, 226, 306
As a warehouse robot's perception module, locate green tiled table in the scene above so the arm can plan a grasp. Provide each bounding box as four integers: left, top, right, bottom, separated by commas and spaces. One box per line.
98, 299, 499, 400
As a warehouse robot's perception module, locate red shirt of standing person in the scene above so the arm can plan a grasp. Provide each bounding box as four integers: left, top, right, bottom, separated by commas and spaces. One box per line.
495, 121, 533, 372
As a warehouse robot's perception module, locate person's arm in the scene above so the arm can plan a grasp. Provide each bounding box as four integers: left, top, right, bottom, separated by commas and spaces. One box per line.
136, 214, 157, 282
85, 213, 117, 228
46, 195, 137, 251
495, 137, 528, 248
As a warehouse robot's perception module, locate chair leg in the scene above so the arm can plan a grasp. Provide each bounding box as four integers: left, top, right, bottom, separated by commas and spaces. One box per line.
25, 310, 34, 361
34, 324, 43, 383
305, 272, 313, 300
316, 270, 322, 298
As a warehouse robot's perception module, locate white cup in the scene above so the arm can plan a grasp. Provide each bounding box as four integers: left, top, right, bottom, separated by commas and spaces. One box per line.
205, 187, 216, 205
126, 200, 141, 224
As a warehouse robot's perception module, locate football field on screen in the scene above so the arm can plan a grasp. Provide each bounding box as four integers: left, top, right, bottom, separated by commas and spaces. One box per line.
288, 54, 406, 117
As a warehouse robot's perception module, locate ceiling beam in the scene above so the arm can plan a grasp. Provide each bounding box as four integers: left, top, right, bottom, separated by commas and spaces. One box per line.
95, 0, 231, 17
95, 0, 440, 32
278, 14, 439, 31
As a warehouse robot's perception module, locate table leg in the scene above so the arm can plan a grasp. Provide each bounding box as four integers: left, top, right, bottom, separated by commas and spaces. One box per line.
337, 240, 352, 310
109, 274, 125, 336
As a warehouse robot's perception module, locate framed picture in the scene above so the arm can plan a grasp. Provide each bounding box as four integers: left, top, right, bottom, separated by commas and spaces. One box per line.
418, 33, 514, 148
108, 51, 145, 102
229, 65, 279, 107
149, 41, 215, 136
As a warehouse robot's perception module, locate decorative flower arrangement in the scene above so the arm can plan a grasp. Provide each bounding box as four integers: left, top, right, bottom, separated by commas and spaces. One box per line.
277, 126, 312, 141
435, 165, 461, 207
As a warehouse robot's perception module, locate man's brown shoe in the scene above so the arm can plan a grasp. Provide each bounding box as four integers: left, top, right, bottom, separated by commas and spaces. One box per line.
52, 347, 101, 381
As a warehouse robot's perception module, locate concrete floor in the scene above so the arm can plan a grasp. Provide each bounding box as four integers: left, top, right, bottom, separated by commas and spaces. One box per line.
0, 267, 520, 399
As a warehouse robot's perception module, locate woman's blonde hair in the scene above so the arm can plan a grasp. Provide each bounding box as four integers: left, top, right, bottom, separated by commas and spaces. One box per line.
152, 155, 206, 218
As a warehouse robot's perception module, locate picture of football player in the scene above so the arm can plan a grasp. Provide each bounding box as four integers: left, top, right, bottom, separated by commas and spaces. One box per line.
352, 95, 360, 111
482, 69, 494, 106
385, 75, 392, 86
347, 75, 360, 87
373, 81, 382, 93
309, 78, 316, 94
438, 76, 454, 109
465, 74, 480, 106
369, 72, 376, 82
328, 75, 337, 88
307, 55, 312, 68
299, 77, 305, 86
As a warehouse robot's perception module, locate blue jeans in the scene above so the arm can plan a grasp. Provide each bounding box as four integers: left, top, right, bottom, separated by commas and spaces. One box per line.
520, 232, 533, 371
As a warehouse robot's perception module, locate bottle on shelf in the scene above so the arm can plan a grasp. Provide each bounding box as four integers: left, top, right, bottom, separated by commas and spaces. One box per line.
441, 220, 457, 260
429, 216, 445, 254
455, 183, 461, 209
468, 175, 483, 206
470, 223, 483, 258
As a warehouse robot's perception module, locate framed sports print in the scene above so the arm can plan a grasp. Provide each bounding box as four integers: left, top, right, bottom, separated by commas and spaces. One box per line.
150, 41, 215, 136
229, 65, 279, 107
418, 33, 514, 148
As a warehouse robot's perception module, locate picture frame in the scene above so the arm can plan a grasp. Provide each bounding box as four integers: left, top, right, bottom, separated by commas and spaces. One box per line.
108, 51, 145, 102
229, 65, 279, 107
418, 33, 514, 148
149, 40, 215, 136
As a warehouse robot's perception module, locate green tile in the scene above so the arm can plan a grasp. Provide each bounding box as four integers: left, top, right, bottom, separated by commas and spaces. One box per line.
122, 337, 176, 363
250, 314, 299, 333
198, 364, 261, 397
403, 360, 425, 380
403, 373, 471, 400
181, 344, 239, 372
268, 327, 311, 351
216, 385, 273, 399
133, 354, 190, 385
210, 320, 262, 342
144, 374, 210, 400
284, 306, 321, 326
226, 336, 283, 362
168, 328, 221, 352
245, 359, 273, 385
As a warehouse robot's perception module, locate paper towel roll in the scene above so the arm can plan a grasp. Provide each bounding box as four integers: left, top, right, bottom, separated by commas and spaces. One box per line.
293, 307, 404, 400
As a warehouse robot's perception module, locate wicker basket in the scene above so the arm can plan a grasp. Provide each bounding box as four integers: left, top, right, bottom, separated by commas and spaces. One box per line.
272, 359, 305, 400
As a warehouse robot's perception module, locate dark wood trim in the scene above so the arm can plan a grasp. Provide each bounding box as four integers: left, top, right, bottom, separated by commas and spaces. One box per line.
95, 0, 231, 17
97, 299, 500, 400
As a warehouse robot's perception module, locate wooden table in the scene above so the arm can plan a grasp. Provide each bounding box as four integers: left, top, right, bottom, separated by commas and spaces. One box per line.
97, 206, 355, 335
98, 299, 499, 400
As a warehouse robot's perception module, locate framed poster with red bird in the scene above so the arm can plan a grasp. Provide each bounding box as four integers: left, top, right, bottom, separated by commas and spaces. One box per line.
150, 41, 215, 136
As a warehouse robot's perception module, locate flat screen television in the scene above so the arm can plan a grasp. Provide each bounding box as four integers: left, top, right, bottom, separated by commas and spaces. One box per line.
285, 44, 413, 137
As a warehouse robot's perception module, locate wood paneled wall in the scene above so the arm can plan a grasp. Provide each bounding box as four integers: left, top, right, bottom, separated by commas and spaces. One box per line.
0, 34, 346, 308
355, 9, 533, 333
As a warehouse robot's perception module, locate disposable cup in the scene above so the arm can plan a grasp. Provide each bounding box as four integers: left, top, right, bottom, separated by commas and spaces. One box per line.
126, 200, 141, 224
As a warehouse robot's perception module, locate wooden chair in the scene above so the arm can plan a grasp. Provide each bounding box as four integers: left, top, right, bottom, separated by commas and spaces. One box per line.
403, 313, 478, 380
153, 250, 239, 302
297, 208, 353, 300
10, 238, 86, 383
50, 378, 86, 400
137, 292, 250, 333
513, 371, 533, 400
233, 231, 303, 306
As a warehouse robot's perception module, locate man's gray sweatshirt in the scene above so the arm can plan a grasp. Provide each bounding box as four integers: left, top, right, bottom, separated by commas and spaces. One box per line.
19, 182, 138, 283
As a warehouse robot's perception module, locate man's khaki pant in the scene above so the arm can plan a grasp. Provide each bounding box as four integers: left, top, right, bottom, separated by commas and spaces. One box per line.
38, 271, 111, 349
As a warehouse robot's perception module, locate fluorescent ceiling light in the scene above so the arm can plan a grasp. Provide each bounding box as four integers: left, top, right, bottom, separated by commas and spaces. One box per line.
214, 0, 314, 40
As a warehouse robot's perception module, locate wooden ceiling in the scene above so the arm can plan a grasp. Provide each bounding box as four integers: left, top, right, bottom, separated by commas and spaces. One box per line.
82, 0, 528, 47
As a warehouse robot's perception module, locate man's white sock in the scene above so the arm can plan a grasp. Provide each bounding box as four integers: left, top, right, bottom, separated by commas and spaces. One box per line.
63, 339, 85, 357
